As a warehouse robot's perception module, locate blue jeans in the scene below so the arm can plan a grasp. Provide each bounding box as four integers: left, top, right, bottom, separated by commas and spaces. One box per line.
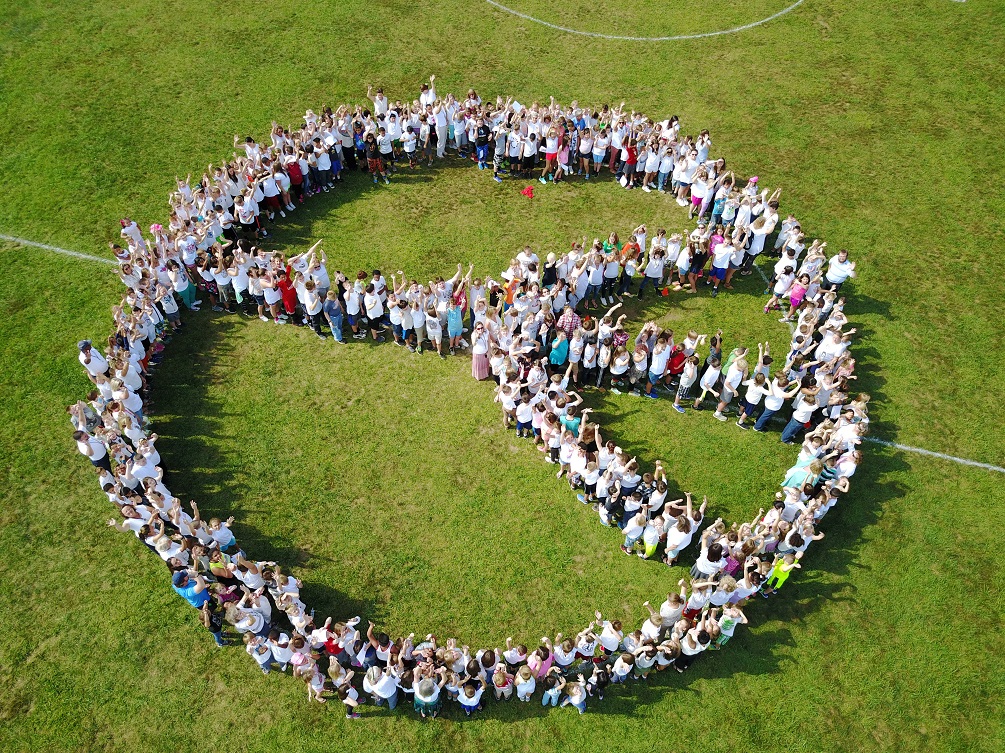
476, 144, 489, 164
327, 314, 344, 342
542, 687, 561, 706
753, 407, 778, 431
657, 170, 670, 191
586, 283, 601, 302
375, 691, 398, 710
637, 276, 660, 298
781, 416, 807, 443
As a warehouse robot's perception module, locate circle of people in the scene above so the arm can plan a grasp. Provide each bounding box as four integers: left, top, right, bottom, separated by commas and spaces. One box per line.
70, 77, 868, 719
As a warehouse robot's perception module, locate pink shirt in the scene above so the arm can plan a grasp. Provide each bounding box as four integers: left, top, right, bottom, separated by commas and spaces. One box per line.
527, 651, 554, 678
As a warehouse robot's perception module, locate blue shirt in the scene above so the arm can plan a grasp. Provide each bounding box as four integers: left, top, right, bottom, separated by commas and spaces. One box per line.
173, 582, 210, 608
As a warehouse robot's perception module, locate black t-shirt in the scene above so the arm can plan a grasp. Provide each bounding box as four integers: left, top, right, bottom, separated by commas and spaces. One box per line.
476, 125, 491, 147
364, 142, 380, 160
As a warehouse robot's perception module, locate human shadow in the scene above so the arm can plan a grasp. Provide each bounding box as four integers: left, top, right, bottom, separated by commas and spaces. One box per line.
148, 310, 378, 623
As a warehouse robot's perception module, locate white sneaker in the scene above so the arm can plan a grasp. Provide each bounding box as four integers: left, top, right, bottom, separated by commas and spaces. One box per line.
279, 210, 286, 218
600, 297, 608, 305
276, 319, 287, 325
642, 186, 651, 193
259, 315, 269, 322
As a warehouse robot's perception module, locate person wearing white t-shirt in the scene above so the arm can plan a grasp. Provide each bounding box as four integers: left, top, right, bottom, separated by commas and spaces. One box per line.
77, 340, 109, 381
714, 358, 748, 420
823, 249, 856, 290
362, 284, 385, 343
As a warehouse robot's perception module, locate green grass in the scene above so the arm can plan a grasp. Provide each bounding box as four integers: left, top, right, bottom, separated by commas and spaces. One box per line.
2, 1, 1005, 752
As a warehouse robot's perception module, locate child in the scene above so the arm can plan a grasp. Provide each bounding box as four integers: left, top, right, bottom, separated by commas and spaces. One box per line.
762, 551, 803, 596
514, 665, 537, 702
673, 355, 700, 414
765, 266, 795, 312
492, 667, 514, 701
540, 667, 566, 706
692, 358, 722, 410
560, 674, 589, 714
458, 676, 487, 716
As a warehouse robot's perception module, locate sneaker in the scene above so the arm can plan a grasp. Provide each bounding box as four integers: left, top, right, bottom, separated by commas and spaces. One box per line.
778, 317, 792, 323
611, 387, 622, 395
275, 319, 287, 325
211, 305, 224, 312
556, 470, 563, 479
416, 345, 423, 354
714, 411, 727, 421
600, 296, 608, 306
316, 332, 328, 340
279, 210, 286, 218
352, 333, 366, 339
673, 404, 686, 414
577, 493, 588, 504
620, 545, 632, 555
258, 315, 269, 322
646, 391, 658, 399
711, 287, 719, 298
373, 177, 378, 184
384, 177, 390, 185
375, 336, 386, 343
539, 177, 547, 184
545, 457, 556, 464
407, 344, 415, 352
346, 712, 360, 719
752, 427, 767, 433
439, 351, 447, 359
642, 185, 651, 193
494, 175, 502, 183
736, 421, 749, 430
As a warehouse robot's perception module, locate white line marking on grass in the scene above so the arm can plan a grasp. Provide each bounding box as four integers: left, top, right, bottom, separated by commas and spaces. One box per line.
864, 438, 1004, 474
0, 234, 116, 265
484, 0, 805, 41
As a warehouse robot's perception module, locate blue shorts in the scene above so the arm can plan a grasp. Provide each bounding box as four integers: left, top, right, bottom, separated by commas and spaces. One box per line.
710, 265, 728, 280
648, 371, 663, 384
516, 420, 532, 431
347, 313, 358, 326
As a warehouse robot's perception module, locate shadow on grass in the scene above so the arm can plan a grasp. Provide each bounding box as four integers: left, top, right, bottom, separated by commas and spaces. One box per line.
148, 311, 380, 624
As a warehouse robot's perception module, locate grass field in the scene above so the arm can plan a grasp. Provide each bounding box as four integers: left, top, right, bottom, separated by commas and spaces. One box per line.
2, 1, 1005, 752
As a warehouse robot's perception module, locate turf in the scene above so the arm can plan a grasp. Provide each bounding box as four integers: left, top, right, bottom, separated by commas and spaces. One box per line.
1, 1, 1005, 752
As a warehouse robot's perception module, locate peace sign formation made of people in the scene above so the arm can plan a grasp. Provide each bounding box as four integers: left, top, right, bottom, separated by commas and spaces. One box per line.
72, 75, 866, 718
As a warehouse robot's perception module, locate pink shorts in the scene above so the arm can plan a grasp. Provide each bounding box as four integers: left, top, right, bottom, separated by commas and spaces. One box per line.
690, 194, 703, 206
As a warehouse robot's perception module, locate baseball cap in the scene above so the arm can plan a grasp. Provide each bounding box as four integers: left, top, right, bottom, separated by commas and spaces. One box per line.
77, 340, 92, 351
171, 571, 188, 586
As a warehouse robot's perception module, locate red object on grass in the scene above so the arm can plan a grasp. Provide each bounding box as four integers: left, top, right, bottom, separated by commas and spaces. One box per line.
521, 185, 535, 199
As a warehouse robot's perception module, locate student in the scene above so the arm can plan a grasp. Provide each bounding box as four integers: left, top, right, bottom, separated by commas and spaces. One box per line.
560, 674, 589, 714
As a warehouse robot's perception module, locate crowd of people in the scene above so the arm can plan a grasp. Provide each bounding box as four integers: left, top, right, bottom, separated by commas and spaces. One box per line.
71, 79, 867, 717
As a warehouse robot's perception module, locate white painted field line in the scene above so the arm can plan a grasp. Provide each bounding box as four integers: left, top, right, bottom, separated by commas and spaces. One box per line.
864, 438, 1004, 474
484, 0, 805, 42
0, 234, 116, 265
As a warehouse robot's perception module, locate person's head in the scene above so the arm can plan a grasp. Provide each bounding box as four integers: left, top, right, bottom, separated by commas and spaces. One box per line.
707, 542, 724, 561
